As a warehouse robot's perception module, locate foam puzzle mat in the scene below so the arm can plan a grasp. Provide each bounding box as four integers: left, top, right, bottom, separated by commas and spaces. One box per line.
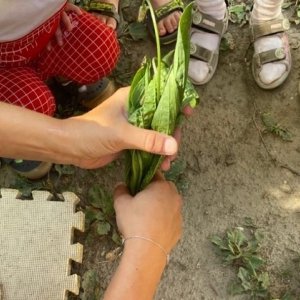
0, 189, 85, 300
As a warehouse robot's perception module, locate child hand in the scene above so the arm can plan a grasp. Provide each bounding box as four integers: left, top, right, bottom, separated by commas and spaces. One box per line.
47, 3, 82, 50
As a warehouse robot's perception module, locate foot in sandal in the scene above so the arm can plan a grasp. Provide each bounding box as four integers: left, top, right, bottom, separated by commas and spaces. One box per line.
250, 0, 291, 89
80, 0, 120, 30
188, 0, 227, 85
148, 0, 184, 45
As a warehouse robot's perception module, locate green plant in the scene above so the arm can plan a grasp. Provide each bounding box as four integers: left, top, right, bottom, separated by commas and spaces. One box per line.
211, 228, 264, 271
211, 227, 292, 299
125, 1, 199, 195
80, 270, 103, 300
84, 185, 115, 237
211, 227, 269, 298
165, 159, 189, 192
261, 113, 293, 142
227, 0, 253, 26
282, 0, 300, 24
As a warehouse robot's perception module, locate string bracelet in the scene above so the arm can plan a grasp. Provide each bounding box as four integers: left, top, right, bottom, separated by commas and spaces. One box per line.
122, 236, 170, 265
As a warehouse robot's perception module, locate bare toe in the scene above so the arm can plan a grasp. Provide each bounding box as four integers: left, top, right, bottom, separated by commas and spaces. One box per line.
107, 17, 117, 30
158, 20, 167, 36
164, 17, 175, 34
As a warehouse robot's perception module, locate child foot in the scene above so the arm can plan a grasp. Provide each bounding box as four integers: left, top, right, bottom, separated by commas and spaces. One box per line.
189, 31, 220, 84
188, 8, 227, 85
250, 18, 291, 89
151, 0, 182, 37
90, 0, 120, 30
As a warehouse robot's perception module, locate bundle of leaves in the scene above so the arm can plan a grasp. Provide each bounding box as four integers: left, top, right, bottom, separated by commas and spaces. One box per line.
125, 1, 199, 195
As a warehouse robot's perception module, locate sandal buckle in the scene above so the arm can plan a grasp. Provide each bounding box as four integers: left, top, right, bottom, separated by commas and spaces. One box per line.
275, 47, 285, 60
192, 11, 202, 25
282, 18, 290, 31
190, 42, 197, 55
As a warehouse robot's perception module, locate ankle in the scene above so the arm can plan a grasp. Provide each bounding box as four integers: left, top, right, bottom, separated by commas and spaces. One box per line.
197, 0, 226, 20
251, 0, 283, 23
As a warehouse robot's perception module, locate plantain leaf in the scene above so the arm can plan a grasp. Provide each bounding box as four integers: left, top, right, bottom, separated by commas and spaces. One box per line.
128, 22, 148, 41
96, 221, 111, 236
125, 2, 198, 195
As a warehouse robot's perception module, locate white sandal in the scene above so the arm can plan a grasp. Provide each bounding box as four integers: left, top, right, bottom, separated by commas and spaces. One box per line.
250, 17, 291, 89
189, 7, 228, 85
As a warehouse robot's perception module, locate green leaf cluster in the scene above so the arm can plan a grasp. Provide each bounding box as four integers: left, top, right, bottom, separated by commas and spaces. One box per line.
211, 227, 271, 298
85, 185, 115, 237
261, 113, 293, 142
164, 159, 189, 192
80, 270, 103, 300
125, 2, 199, 195
227, 0, 253, 26
282, 1, 300, 25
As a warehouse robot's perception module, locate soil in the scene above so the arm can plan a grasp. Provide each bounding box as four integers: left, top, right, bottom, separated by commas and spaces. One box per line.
1, 4, 300, 300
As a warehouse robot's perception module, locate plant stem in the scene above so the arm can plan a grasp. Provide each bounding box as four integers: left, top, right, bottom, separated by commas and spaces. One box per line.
145, 0, 161, 99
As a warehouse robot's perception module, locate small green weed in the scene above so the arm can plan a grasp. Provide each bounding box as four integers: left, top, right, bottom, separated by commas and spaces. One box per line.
220, 32, 236, 51
84, 185, 121, 244
10, 176, 46, 199
80, 270, 103, 300
211, 227, 291, 299
227, 0, 253, 26
261, 113, 293, 142
282, 0, 300, 24
119, 22, 148, 41
227, 0, 300, 25
165, 159, 189, 193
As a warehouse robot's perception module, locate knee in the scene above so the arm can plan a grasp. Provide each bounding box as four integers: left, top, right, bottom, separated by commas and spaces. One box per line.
0, 68, 56, 116
76, 14, 120, 83
30, 90, 56, 116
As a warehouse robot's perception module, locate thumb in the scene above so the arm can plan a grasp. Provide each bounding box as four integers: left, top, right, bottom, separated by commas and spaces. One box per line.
113, 183, 132, 210
125, 124, 178, 156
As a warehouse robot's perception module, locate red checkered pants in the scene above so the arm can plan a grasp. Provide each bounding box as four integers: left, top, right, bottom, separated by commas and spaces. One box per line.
0, 10, 120, 116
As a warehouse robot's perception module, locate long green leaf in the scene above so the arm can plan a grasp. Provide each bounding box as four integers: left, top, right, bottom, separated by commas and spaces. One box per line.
126, 3, 197, 195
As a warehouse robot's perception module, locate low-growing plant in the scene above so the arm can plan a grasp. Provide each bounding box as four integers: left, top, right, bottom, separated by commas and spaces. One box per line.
84, 185, 119, 241
261, 112, 293, 142
227, 0, 253, 26
211, 227, 291, 299
165, 159, 189, 193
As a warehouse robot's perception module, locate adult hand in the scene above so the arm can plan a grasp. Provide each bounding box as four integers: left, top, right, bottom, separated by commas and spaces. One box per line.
65, 87, 178, 169
47, 3, 82, 50
103, 174, 182, 300
114, 174, 183, 253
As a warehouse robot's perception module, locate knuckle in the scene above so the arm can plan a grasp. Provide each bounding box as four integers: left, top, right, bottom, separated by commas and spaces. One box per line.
144, 133, 164, 153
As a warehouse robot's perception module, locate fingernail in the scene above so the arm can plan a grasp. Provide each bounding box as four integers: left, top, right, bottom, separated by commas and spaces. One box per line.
164, 138, 177, 155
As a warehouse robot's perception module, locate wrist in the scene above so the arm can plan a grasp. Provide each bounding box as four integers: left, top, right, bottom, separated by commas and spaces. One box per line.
38, 118, 77, 165
56, 118, 86, 165
103, 234, 168, 300
123, 237, 168, 269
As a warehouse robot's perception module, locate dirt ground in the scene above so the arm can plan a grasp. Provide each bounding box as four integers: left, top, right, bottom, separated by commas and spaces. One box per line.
1, 3, 300, 300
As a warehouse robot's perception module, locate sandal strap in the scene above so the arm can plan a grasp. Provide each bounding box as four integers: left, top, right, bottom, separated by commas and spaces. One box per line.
190, 42, 217, 66
250, 18, 290, 42
84, 1, 120, 24
155, 0, 184, 22
192, 9, 227, 35
253, 47, 286, 66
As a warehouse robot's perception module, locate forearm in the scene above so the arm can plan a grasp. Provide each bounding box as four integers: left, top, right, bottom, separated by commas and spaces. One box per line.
0, 102, 76, 163
103, 240, 167, 300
